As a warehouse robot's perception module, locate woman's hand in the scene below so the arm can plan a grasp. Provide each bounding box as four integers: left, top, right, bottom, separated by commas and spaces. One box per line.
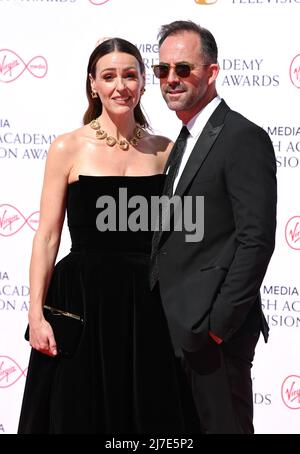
28, 312, 58, 357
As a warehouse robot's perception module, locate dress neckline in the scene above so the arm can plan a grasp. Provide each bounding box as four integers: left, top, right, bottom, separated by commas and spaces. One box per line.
68, 174, 165, 186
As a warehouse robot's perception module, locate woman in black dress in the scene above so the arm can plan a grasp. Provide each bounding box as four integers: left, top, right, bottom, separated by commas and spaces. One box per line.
18, 37, 187, 434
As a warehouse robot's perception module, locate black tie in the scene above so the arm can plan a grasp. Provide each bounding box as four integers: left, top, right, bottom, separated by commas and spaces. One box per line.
149, 125, 190, 290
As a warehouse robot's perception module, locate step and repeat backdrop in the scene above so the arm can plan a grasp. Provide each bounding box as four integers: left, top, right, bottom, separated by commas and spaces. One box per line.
1, 0, 299, 435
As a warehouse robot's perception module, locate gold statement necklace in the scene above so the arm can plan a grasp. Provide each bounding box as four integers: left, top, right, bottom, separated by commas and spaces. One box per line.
90, 117, 144, 151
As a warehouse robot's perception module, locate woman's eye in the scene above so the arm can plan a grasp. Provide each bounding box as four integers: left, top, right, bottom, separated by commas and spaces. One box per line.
103, 74, 114, 80
126, 73, 137, 79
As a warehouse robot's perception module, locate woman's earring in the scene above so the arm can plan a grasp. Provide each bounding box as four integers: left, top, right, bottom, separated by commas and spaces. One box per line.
91, 90, 98, 99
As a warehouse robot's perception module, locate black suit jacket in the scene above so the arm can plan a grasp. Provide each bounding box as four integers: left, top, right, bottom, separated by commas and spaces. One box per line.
157, 100, 277, 352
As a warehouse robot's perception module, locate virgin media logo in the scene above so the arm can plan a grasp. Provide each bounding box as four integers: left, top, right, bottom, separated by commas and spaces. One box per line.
285, 216, 300, 250
0, 356, 27, 389
290, 54, 300, 89
0, 49, 48, 83
88, 0, 111, 5
281, 375, 300, 410
0, 204, 39, 237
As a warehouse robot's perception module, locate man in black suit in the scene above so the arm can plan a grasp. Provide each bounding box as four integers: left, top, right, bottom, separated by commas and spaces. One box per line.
150, 20, 277, 434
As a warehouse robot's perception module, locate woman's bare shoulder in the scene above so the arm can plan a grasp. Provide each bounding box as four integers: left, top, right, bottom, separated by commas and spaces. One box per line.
142, 130, 173, 154
48, 125, 89, 157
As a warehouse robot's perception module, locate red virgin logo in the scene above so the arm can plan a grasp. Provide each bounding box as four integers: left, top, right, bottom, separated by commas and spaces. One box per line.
290, 54, 300, 89
281, 375, 300, 409
285, 216, 300, 250
0, 356, 27, 389
0, 49, 48, 83
0, 204, 39, 236
88, 0, 110, 4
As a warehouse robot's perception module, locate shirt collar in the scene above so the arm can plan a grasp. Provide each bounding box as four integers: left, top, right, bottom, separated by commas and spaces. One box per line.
185, 95, 222, 138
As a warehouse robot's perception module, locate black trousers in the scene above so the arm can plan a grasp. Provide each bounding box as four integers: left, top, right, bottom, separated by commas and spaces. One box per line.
176, 330, 260, 434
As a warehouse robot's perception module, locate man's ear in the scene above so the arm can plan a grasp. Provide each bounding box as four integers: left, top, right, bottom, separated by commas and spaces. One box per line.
208, 63, 219, 85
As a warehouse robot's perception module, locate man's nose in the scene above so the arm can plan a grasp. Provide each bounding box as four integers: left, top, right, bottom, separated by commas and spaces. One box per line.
166, 67, 179, 84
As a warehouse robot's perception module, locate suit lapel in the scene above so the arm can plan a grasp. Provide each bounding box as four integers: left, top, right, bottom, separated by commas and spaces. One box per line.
174, 99, 229, 197
158, 100, 230, 247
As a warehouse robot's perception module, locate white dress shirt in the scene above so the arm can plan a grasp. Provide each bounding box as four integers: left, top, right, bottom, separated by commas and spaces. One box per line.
172, 95, 222, 193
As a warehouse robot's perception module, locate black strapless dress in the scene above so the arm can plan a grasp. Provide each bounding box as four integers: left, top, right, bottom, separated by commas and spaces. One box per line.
18, 175, 186, 434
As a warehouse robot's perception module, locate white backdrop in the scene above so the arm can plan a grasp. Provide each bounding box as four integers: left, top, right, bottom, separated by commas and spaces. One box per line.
1, 0, 299, 435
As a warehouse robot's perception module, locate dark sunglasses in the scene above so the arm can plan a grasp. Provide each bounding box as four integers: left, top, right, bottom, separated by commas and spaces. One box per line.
152, 62, 209, 79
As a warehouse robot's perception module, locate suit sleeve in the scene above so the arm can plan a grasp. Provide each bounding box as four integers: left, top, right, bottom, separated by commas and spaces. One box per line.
209, 123, 277, 341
